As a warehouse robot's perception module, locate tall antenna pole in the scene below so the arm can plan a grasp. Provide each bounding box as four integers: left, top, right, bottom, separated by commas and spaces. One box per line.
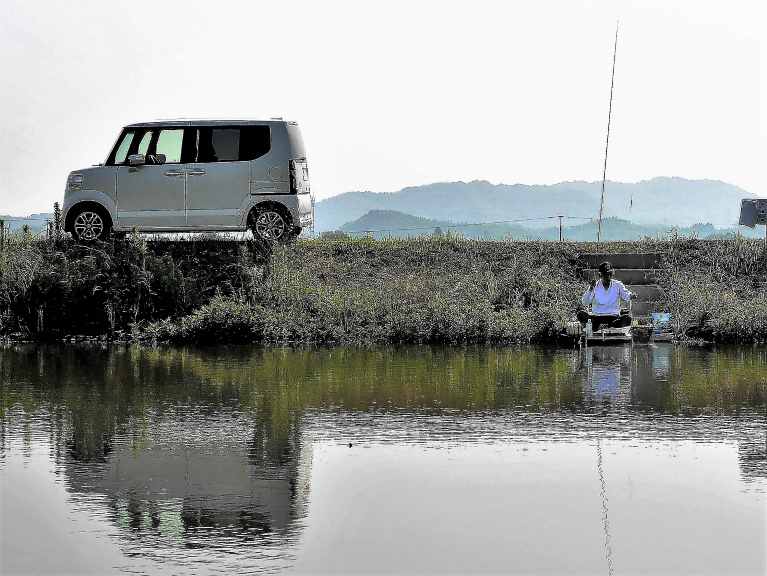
597, 22, 619, 244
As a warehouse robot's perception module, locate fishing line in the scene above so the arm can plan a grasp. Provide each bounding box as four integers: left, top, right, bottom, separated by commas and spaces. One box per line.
597, 437, 614, 576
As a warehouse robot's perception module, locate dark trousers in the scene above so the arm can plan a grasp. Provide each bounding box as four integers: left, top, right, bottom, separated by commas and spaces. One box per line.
576, 311, 631, 331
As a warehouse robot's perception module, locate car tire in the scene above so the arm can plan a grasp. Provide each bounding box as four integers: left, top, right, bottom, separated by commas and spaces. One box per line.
71, 206, 111, 241
250, 208, 290, 242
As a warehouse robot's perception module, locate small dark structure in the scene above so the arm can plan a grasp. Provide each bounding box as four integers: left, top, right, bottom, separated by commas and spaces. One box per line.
739, 198, 767, 247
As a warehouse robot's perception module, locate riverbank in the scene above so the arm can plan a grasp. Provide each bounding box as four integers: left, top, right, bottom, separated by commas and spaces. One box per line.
1, 233, 765, 344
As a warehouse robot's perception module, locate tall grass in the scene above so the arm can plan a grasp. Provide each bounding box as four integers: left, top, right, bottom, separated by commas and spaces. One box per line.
0, 232, 271, 340
650, 235, 767, 342
141, 235, 583, 344
1, 232, 765, 343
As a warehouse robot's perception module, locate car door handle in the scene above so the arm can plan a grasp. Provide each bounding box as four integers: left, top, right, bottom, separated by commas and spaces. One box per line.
187, 169, 206, 176
164, 169, 185, 177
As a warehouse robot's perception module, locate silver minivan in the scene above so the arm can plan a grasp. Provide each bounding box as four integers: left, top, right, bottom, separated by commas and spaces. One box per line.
62, 119, 313, 241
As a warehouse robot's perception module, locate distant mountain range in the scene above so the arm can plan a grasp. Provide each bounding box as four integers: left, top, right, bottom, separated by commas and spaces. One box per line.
316, 177, 759, 233
3, 178, 762, 241
337, 210, 761, 241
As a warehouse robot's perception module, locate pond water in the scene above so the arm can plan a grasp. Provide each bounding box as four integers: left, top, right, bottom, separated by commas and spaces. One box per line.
1, 343, 765, 575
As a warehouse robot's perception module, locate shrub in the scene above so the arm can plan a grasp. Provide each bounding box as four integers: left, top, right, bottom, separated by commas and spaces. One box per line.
3, 234, 765, 344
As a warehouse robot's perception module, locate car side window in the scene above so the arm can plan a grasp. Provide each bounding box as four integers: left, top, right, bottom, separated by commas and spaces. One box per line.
195, 128, 219, 163
212, 129, 239, 161
155, 129, 183, 164
137, 131, 152, 156
108, 124, 271, 165
111, 131, 135, 165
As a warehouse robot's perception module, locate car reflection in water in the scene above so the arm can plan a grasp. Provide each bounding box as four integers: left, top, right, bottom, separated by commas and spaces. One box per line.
61, 406, 312, 559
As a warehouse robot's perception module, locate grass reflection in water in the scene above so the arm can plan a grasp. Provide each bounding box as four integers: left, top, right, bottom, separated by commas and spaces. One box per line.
1, 343, 765, 575
2, 344, 766, 441
2, 344, 765, 474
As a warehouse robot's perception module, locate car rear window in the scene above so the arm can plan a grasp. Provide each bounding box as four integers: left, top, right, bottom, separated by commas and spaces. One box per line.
240, 125, 271, 161
194, 125, 270, 162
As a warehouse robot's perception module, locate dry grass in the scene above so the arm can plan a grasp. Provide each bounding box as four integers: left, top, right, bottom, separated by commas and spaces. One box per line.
2, 232, 765, 344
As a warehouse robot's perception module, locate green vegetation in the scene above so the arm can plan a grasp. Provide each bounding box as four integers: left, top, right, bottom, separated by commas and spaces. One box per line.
0, 232, 270, 341
142, 233, 581, 344
654, 236, 767, 342
1, 232, 765, 344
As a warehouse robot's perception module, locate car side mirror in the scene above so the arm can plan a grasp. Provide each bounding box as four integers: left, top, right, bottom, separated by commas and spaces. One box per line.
128, 154, 146, 166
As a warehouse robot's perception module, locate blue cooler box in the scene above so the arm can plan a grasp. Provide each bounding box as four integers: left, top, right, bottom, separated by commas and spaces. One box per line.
653, 313, 671, 333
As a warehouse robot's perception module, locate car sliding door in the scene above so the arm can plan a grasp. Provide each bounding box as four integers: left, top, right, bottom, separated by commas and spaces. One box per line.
116, 128, 186, 229
185, 126, 250, 229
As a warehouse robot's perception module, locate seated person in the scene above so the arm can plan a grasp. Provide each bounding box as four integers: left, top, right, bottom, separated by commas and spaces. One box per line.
577, 261, 636, 331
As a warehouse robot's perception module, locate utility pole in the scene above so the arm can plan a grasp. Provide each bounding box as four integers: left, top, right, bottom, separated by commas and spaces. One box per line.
598, 22, 619, 244
558, 214, 564, 241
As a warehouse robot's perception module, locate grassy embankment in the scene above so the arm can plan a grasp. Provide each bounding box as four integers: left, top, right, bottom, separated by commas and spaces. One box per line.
1, 232, 765, 344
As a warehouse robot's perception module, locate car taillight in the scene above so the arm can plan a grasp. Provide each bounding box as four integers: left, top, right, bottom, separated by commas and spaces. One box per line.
289, 160, 297, 194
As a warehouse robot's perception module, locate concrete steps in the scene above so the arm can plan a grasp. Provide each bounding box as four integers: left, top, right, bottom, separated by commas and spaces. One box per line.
626, 285, 663, 300
631, 301, 662, 316
577, 253, 665, 320
577, 253, 661, 269
580, 269, 659, 283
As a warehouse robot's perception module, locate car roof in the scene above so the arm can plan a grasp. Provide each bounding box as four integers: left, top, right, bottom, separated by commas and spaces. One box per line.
124, 119, 295, 128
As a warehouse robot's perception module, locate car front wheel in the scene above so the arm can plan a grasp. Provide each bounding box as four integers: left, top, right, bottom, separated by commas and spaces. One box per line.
71, 207, 110, 241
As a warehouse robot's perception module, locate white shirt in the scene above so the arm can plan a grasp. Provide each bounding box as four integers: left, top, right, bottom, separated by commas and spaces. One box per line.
582, 279, 632, 316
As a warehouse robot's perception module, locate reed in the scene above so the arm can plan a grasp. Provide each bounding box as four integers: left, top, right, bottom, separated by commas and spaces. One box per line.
1, 232, 765, 344
651, 235, 767, 342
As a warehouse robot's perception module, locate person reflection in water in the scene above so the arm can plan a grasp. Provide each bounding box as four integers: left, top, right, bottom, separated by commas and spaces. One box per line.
593, 350, 621, 401
583, 347, 629, 405
578, 261, 636, 331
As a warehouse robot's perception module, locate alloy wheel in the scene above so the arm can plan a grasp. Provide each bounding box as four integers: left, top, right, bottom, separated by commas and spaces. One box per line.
255, 211, 286, 240
73, 211, 105, 241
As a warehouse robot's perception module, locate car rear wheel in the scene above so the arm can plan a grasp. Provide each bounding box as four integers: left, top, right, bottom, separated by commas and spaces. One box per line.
251, 209, 289, 241
71, 207, 111, 241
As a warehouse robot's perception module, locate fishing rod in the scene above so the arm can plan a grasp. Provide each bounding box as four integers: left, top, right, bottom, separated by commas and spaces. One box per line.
597, 22, 619, 244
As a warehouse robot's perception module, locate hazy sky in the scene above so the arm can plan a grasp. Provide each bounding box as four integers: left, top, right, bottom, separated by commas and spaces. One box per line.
0, 0, 764, 216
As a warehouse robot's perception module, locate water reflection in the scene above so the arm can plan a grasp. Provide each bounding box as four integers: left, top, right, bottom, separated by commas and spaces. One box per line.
64, 410, 312, 536
1, 343, 765, 574
581, 345, 632, 406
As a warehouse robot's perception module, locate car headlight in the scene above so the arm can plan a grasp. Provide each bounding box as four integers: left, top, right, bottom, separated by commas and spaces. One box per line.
67, 174, 84, 189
